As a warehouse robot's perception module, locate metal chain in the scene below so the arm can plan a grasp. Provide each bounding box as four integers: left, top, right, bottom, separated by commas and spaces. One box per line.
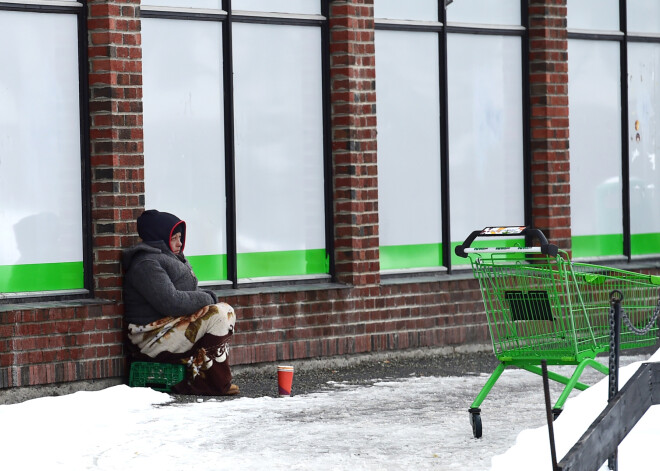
608, 303, 618, 398
620, 296, 660, 336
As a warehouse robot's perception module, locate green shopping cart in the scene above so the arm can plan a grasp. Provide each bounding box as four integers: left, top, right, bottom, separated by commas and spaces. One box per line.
455, 226, 660, 438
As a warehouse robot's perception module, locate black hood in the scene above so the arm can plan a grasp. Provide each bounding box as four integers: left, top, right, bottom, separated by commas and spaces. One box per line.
137, 209, 186, 253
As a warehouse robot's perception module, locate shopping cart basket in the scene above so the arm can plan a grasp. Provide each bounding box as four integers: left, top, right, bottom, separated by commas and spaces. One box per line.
456, 226, 660, 438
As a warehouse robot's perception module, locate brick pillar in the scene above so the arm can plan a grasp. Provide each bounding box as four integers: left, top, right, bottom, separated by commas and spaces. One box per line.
88, 0, 144, 301
329, 0, 380, 286
529, 0, 571, 251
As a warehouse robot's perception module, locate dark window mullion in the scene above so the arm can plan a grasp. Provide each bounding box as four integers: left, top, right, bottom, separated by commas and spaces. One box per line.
627, 35, 660, 43
231, 14, 323, 27
79, 0, 93, 295
320, 0, 334, 280
222, 0, 238, 287
620, 0, 631, 259
567, 31, 624, 41
0, 1, 78, 13
521, 0, 532, 235
375, 22, 443, 32
139, 9, 227, 21
445, 25, 525, 36
439, 1, 451, 272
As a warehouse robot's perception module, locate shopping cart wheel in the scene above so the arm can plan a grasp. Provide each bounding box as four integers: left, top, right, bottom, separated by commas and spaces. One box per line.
469, 408, 482, 438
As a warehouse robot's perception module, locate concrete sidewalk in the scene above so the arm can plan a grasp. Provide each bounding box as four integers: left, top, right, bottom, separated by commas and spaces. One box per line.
229, 344, 498, 399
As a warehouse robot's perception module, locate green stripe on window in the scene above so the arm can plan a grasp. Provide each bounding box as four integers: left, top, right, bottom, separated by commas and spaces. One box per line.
450, 238, 525, 266
379, 239, 526, 270
380, 243, 443, 270
187, 254, 228, 282
631, 232, 660, 256
0, 262, 84, 293
572, 234, 623, 258
237, 249, 329, 279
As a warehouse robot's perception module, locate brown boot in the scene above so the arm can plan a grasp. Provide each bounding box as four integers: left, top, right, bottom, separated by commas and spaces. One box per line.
223, 384, 240, 396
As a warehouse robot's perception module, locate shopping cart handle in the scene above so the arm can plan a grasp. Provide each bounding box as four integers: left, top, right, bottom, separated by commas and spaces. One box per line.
454, 226, 559, 258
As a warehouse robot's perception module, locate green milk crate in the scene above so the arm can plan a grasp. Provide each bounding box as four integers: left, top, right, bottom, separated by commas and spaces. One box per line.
128, 361, 185, 392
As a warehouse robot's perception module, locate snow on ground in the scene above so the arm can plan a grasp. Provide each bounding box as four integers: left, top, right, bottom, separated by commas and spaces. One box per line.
492, 347, 660, 471
0, 351, 657, 470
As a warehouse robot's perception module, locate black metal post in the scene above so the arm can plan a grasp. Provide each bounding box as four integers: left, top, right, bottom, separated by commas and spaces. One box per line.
542, 360, 560, 471
608, 290, 623, 471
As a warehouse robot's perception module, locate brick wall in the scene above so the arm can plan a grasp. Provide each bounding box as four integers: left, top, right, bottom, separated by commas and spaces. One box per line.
0, 302, 123, 388
226, 279, 488, 366
528, 0, 571, 251
329, 0, 380, 287
88, 0, 144, 301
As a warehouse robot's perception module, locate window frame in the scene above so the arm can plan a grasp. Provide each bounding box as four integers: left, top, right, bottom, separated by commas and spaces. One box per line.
0, 0, 91, 301
567, 0, 660, 262
140, 0, 333, 289
374, 0, 530, 275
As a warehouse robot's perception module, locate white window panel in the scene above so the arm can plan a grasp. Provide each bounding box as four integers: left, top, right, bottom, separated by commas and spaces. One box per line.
0, 11, 82, 266
567, 0, 619, 32
374, 0, 438, 22
568, 40, 622, 238
627, 0, 660, 34
142, 18, 227, 261
140, 0, 222, 9
232, 23, 325, 254
628, 43, 660, 244
447, 34, 524, 244
446, 0, 520, 26
232, 0, 320, 15
375, 30, 442, 248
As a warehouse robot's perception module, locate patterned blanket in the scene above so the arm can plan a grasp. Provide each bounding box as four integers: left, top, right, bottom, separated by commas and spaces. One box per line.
128, 303, 236, 395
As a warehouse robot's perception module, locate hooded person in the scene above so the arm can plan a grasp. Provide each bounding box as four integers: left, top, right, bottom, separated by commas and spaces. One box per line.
122, 209, 239, 396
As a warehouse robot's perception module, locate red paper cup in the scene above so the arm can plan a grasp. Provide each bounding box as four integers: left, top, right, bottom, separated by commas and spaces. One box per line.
277, 365, 294, 396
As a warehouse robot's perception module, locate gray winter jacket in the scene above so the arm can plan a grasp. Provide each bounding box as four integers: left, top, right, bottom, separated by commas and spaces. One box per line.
122, 241, 218, 325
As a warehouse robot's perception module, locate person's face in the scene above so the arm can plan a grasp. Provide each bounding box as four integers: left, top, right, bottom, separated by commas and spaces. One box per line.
170, 232, 183, 254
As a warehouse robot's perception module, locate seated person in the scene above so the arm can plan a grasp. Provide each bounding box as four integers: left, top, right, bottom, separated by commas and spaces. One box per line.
122, 209, 238, 396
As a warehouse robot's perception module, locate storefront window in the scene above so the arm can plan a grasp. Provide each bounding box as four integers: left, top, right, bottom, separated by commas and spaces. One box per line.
376, 30, 442, 271
232, 0, 320, 15
232, 23, 327, 279
374, 0, 437, 22
0, 10, 84, 293
567, 0, 619, 32
141, 0, 222, 9
628, 43, 660, 255
142, 18, 228, 282
627, 0, 660, 34
569, 40, 623, 258
448, 34, 525, 265
446, 0, 521, 26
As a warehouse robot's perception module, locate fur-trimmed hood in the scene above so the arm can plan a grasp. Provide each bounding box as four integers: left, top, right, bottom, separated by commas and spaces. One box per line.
137, 209, 186, 253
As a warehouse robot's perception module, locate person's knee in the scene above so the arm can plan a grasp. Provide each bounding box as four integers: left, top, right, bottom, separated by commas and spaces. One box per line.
206, 302, 236, 336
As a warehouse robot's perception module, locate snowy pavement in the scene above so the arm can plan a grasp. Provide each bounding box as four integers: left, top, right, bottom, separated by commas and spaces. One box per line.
1, 351, 657, 470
